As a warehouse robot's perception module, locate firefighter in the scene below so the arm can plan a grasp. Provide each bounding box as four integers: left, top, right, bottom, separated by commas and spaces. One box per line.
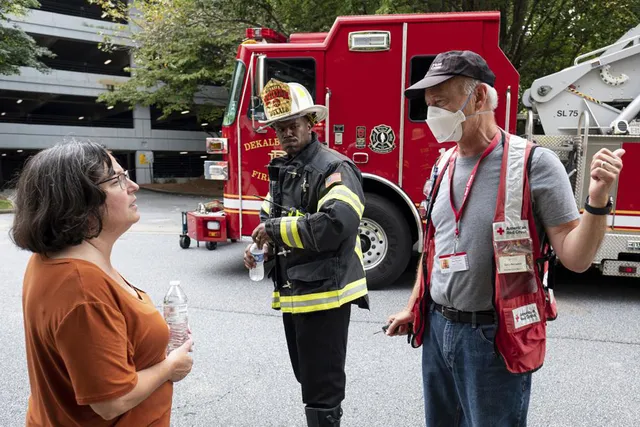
385, 51, 624, 426
243, 79, 369, 427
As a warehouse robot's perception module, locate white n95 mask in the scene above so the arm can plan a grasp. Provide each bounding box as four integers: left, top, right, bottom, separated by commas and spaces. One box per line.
426, 107, 466, 143
425, 92, 491, 143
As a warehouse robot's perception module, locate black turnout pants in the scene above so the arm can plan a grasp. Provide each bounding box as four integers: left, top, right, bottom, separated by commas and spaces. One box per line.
282, 304, 351, 409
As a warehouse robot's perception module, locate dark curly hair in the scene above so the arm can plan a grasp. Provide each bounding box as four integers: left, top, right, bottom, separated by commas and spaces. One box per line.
10, 141, 115, 254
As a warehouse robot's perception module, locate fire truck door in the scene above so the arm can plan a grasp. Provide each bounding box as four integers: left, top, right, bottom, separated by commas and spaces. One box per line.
402, 20, 488, 202
324, 25, 405, 184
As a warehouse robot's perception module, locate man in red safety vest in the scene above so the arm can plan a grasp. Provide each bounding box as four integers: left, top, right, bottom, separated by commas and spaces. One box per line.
385, 50, 625, 426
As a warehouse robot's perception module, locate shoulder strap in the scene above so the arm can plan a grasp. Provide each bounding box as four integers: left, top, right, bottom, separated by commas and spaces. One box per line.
524, 143, 551, 255
424, 147, 455, 220
502, 133, 528, 224
431, 147, 456, 196
436, 147, 456, 173
527, 144, 538, 176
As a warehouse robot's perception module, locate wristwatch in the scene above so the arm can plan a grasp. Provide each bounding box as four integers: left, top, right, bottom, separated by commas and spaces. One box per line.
584, 196, 613, 215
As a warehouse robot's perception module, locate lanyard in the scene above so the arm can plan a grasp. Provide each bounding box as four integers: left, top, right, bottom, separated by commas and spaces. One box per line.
448, 136, 500, 251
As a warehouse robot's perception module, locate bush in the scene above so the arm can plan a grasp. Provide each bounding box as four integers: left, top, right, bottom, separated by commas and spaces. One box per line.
0, 198, 12, 210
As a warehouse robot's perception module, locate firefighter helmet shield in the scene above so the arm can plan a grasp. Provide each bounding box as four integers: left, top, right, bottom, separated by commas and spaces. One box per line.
259, 79, 327, 126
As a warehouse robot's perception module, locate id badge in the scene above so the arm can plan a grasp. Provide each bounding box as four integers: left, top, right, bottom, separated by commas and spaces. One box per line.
493, 220, 535, 274
497, 253, 532, 274
439, 253, 469, 274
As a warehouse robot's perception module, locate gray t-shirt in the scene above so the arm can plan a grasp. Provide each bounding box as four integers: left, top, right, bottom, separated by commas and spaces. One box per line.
429, 141, 580, 311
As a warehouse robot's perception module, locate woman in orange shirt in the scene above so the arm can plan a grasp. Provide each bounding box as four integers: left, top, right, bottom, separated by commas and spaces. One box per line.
11, 141, 193, 426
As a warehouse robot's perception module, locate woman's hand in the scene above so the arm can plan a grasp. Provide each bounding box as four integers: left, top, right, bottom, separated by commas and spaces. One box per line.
166, 338, 193, 382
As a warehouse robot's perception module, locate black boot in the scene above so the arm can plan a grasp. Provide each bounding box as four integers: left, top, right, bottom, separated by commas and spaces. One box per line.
305, 405, 342, 427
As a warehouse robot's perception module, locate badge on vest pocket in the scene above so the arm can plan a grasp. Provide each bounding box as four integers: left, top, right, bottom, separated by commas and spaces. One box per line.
497, 254, 532, 274
511, 303, 541, 329
493, 221, 534, 275
495, 242, 535, 274
439, 253, 469, 273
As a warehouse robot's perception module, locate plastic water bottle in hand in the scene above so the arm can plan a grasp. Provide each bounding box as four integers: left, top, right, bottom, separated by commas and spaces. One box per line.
163, 281, 189, 353
249, 243, 265, 281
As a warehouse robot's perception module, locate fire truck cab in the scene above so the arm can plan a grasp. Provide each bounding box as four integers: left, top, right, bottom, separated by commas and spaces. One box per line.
206, 12, 519, 288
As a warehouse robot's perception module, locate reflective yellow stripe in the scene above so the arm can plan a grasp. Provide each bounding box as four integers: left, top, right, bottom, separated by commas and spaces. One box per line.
355, 236, 364, 267
280, 218, 293, 247
272, 291, 281, 309
261, 193, 271, 215
318, 185, 364, 216
318, 185, 364, 218
328, 194, 364, 218
280, 278, 366, 302
280, 297, 365, 313
280, 217, 304, 249
279, 285, 368, 314
289, 217, 304, 248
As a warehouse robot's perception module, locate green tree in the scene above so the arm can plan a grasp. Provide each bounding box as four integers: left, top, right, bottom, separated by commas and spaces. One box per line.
91, 0, 639, 119
90, 0, 256, 123
375, 0, 639, 92
90, 0, 381, 123
0, 0, 53, 75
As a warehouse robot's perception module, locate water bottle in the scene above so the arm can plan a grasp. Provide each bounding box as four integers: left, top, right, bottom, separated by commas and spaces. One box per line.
249, 243, 265, 281
163, 281, 189, 353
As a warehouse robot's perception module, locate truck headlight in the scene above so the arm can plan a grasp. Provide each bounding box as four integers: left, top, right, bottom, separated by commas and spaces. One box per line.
206, 161, 229, 180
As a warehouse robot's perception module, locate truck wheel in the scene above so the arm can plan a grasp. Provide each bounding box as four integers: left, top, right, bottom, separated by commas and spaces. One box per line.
205, 241, 218, 251
179, 236, 191, 249
360, 193, 411, 290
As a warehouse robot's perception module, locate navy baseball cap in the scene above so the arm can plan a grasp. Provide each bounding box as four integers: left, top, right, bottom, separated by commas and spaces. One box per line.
405, 50, 496, 99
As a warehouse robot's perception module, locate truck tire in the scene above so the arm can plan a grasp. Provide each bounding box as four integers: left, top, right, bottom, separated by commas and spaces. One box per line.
360, 193, 412, 290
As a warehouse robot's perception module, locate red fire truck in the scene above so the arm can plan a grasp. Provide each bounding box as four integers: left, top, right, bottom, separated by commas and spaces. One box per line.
201, 11, 640, 287
201, 11, 518, 288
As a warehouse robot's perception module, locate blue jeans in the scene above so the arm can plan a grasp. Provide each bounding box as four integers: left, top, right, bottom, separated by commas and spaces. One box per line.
422, 305, 531, 427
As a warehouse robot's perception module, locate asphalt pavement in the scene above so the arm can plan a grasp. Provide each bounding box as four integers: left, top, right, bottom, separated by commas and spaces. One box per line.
1, 189, 639, 426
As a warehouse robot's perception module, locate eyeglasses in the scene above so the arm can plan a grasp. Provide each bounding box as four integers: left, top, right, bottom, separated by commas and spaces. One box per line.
98, 170, 130, 190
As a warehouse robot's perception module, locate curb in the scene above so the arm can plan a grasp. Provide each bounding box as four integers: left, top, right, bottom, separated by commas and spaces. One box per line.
0, 209, 14, 214
138, 186, 222, 198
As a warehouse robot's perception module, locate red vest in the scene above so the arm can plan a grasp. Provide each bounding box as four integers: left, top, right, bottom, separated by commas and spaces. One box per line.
411, 132, 557, 374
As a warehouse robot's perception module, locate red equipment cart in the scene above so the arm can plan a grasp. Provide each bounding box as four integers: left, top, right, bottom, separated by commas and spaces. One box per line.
179, 202, 228, 250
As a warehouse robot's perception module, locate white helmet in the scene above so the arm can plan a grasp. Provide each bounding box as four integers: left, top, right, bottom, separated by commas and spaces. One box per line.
259, 79, 327, 126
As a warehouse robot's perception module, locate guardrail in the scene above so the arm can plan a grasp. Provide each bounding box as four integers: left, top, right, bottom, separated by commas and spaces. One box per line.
43, 58, 130, 77
38, 1, 128, 24
0, 113, 134, 128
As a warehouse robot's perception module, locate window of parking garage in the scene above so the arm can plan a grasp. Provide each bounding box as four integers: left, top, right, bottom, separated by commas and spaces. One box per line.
0, 149, 39, 189
152, 152, 209, 179
0, 90, 134, 128
0, 150, 137, 189
31, 35, 130, 77
150, 107, 212, 132
38, 0, 128, 23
